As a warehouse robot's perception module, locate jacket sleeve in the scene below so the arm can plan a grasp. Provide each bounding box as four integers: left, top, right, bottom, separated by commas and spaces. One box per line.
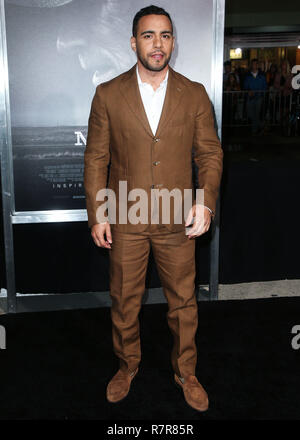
192, 84, 223, 217
84, 84, 110, 228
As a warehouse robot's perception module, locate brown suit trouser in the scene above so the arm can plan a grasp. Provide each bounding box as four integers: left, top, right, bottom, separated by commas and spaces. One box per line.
109, 222, 198, 378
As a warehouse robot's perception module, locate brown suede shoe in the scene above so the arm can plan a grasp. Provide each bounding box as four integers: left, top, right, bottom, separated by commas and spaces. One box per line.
174, 373, 209, 412
106, 368, 138, 403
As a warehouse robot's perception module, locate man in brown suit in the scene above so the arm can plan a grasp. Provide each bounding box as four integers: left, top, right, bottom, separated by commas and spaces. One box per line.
84, 5, 223, 412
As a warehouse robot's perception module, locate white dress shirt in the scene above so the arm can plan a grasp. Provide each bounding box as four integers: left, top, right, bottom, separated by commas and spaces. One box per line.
136, 64, 168, 136
136, 65, 213, 217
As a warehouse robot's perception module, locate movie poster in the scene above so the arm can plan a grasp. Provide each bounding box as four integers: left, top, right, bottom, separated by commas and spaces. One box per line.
5, 0, 214, 212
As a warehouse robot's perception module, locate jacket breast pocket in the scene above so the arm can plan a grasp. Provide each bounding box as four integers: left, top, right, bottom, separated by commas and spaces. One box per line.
169, 112, 194, 128
169, 117, 185, 127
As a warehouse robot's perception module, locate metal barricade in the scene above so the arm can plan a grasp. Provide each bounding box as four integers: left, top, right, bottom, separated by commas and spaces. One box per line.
222, 90, 297, 135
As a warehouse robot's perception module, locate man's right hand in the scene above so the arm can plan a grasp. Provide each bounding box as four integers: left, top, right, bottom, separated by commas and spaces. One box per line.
91, 222, 112, 249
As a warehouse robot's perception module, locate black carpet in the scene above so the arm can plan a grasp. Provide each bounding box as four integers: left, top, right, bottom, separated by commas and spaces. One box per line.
0, 296, 300, 420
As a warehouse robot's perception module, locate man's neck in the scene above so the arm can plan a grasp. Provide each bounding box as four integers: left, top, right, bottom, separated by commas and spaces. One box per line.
137, 61, 169, 91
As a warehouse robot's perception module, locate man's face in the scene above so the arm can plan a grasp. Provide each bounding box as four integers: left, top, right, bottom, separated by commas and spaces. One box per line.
251, 61, 258, 72
130, 14, 175, 72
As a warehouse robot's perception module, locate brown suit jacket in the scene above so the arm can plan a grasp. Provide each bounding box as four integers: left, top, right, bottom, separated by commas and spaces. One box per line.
84, 63, 223, 232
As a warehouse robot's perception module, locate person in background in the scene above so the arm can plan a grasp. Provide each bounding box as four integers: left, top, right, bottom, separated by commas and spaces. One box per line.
243, 58, 267, 136
223, 60, 240, 87
223, 73, 241, 126
258, 60, 267, 76
274, 60, 293, 96
257, 60, 268, 123
266, 63, 278, 89
225, 73, 241, 91
235, 66, 247, 89
265, 63, 278, 129
273, 60, 293, 132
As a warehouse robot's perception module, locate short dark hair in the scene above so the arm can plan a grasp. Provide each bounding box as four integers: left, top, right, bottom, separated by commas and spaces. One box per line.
251, 58, 258, 64
132, 5, 173, 38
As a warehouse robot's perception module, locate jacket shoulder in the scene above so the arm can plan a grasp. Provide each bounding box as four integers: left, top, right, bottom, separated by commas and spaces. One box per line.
171, 68, 206, 91
94, 66, 134, 94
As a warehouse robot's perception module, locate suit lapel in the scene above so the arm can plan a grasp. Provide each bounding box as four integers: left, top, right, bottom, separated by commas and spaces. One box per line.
155, 65, 185, 137
119, 64, 153, 138
119, 63, 186, 138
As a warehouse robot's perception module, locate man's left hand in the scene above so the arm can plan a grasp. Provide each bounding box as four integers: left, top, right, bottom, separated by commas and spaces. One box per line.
185, 204, 212, 238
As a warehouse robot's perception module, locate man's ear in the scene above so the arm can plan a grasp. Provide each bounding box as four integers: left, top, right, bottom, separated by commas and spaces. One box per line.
172, 36, 175, 51
130, 36, 137, 53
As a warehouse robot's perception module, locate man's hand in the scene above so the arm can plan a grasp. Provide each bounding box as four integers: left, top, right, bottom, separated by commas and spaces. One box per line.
185, 204, 212, 239
91, 222, 112, 249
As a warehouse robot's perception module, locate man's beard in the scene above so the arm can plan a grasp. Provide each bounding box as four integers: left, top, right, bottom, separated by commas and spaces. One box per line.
136, 47, 171, 72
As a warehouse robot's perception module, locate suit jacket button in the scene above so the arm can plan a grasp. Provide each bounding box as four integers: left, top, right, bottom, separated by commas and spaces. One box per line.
153, 161, 160, 166
154, 138, 160, 142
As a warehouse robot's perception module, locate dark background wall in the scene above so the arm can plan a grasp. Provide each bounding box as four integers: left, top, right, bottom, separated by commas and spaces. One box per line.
226, 0, 300, 29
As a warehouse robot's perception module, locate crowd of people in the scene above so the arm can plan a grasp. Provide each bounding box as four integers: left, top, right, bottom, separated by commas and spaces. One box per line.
223, 58, 295, 136
223, 58, 293, 94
